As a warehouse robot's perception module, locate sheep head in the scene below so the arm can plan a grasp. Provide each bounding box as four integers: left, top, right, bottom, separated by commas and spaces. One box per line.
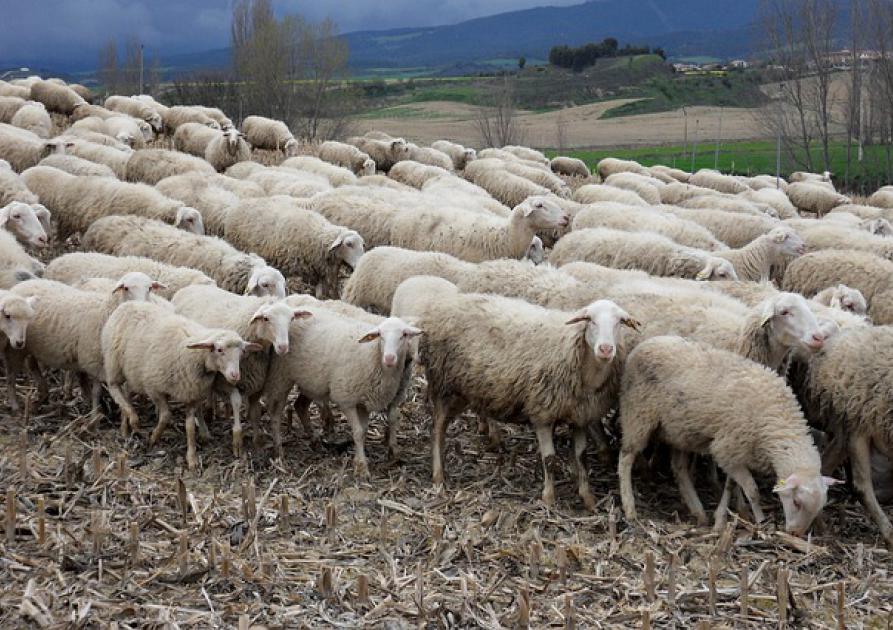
358, 316, 421, 369
328, 230, 365, 269
829, 284, 868, 315
186, 330, 262, 384
517, 195, 569, 230
759, 292, 826, 352
0, 294, 37, 350
245, 264, 286, 298
695, 257, 738, 281
565, 299, 640, 361
0, 201, 48, 248
774, 472, 840, 537
249, 302, 312, 356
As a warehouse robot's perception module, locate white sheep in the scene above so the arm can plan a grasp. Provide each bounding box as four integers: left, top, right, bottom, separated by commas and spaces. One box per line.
0, 82, 30, 99
618, 335, 833, 534
388, 160, 451, 189
681, 194, 776, 218
689, 169, 749, 194
0, 201, 48, 248
812, 284, 868, 316
29, 80, 85, 115
603, 172, 664, 205
407, 144, 454, 171
162, 105, 221, 132
550, 156, 590, 178
421, 174, 511, 217
786, 182, 849, 216
464, 159, 551, 207
205, 128, 251, 172
349, 136, 410, 172
241, 115, 297, 155
246, 167, 332, 198
661, 205, 778, 249
0, 124, 68, 172
596, 157, 650, 180
156, 174, 240, 237
0, 230, 44, 288
431, 140, 476, 170
573, 184, 648, 206
0, 290, 38, 412
124, 148, 216, 185
101, 300, 259, 468
70, 103, 117, 122
224, 195, 365, 298
10, 101, 51, 139
711, 226, 805, 282
172, 122, 220, 156
0, 96, 27, 123
280, 156, 358, 187
739, 187, 798, 219
62, 139, 132, 178
318, 141, 375, 176
501, 145, 549, 164
38, 153, 116, 178
0, 161, 38, 206
104, 95, 163, 131
649, 164, 690, 183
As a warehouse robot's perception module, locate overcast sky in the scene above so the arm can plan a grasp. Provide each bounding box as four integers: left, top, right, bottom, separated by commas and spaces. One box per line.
1, 0, 585, 63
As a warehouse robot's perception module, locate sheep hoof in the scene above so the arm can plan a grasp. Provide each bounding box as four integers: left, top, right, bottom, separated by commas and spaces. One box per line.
354, 460, 370, 479
580, 491, 597, 512
186, 451, 199, 471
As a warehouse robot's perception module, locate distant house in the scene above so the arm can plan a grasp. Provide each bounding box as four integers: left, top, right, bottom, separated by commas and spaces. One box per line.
728, 59, 749, 69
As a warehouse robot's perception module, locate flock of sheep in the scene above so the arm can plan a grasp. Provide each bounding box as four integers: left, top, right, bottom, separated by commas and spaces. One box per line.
2, 75, 893, 550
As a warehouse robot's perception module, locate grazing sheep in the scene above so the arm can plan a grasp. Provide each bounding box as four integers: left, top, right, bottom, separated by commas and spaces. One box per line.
786, 182, 849, 216
10, 101, 51, 138
659, 182, 722, 205
172, 285, 309, 456
790, 170, 833, 187
280, 156, 358, 187
572, 202, 727, 251
603, 172, 663, 205
0, 161, 38, 205
596, 157, 650, 179
550, 228, 739, 281
868, 186, 893, 209
224, 161, 265, 180
464, 160, 551, 208
0, 230, 44, 286
318, 141, 375, 175
105, 115, 153, 144
247, 168, 332, 198
0, 96, 27, 123
388, 160, 450, 189
0, 290, 38, 412
162, 105, 221, 132
62, 139, 131, 177
1, 201, 49, 248
72, 103, 120, 122
241, 115, 297, 155
649, 164, 690, 183
82, 215, 284, 296
689, 169, 748, 194
782, 249, 893, 324
431, 140, 476, 170
9, 273, 164, 415
824, 211, 893, 236
21, 166, 203, 239
502, 145, 549, 164
739, 187, 798, 219
0, 124, 68, 172
681, 194, 775, 218
350, 137, 410, 172
224, 195, 365, 298
501, 159, 570, 197
0, 82, 30, 99
172, 122, 220, 155
661, 205, 777, 249
711, 226, 805, 282
71, 115, 142, 147
156, 174, 241, 236
812, 284, 868, 316
192, 106, 233, 130
392, 276, 639, 508
125, 148, 215, 185
421, 174, 511, 217
46, 252, 215, 299
38, 153, 116, 178
64, 128, 134, 150
550, 156, 590, 178
355, 174, 414, 191
785, 219, 893, 259
407, 144, 454, 171
618, 335, 832, 534
29, 80, 84, 115
68, 84, 94, 103
101, 300, 258, 468
573, 184, 648, 206
104, 96, 164, 131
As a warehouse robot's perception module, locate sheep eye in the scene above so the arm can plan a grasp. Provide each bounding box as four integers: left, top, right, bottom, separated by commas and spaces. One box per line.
216, 348, 223, 353
3, 313, 9, 320
262, 316, 269, 322
793, 498, 802, 510
12, 214, 20, 220
780, 309, 790, 317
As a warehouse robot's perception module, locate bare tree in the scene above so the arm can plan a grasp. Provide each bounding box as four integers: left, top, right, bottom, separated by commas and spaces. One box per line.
476, 77, 525, 147
97, 36, 160, 97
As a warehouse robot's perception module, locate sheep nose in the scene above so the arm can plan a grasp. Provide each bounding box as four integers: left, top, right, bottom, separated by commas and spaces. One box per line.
227, 370, 240, 383
559, 214, 570, 227
35, 236, 47, 246
383, 353, 397, 367
808, 333, 825, 349
275, 343, 288, 355
596, 344, 615, 359
13, 340, 24, 349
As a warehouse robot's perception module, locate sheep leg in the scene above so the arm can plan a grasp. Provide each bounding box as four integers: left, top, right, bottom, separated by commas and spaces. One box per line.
343, 406, 370, 479
319, 403, 337, 439
27, 357, 48, 403
292, 395, 317, 442
618, 449, 639, 521
726, 466, 765, 525
3, 354, 19, 413
534, 423, 559, 507
572, 425, 596, 511
62, 371, 75, 399
84, 379, 104, 430
670, 450, 708, 526
108, 383, 139, 436
229, 389, 244, 458
185, 405, 199, 470
849, 434, 893, 548
431, 398, 453, 487
148, 396, 172, 446
384, 404, 401, 461
820, 431, 848, 476
713, 475, 734, 532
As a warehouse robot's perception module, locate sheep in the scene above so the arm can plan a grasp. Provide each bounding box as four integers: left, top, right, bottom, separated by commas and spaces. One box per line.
785, 219, 893, 259
104, 95, 163, 131
421, 174, 511, 217
812, 284, 868, 316
0, 96, 27, 123
224, 195, 365, 298
829, 203, 893, 222
739, 187, 798, 219
550, 228, 739, 281
64, 127, 133, 149
363, 130, 396, 141
261, 304, 419, 475
431, 140, 476, 170
824, 211, 893, 236
689, 169, 749, 194
868, 186, 893, 209
681, 194, 776, 218
649, 164, 690, 183
105, 115, 153, 144
392, 276, 639, 508
659, 182, 722, 205
318, 141, 375, 175
82, 215, 285, 296
749, 174, 789, 191
501, 145, 549, 164
790, 170, 833, 187
156, 174, 241, 236
0, 82, 30, 99
68, 84, 94, 103
571, 202, 728, 251
37, 153, 115, 178
0, 230, 44, 287
246, 168, 332, 198
46, 252, 215, 300
9, 273, 164, 412
596, 157, 650, 179
349, 137, 410, 172
172, 285, 310, 456
1, 201, 49, 248
172, 122, 220, 155
71, 115, 143, 148
617, 335, 833, 534
573, 184, 648, 206
308, 185, 415, 247
407, 144, 454, 171
342, 246, 476, 312
0, 290, 38, 411
21, 166, 204, 239
786, 182, 849, 216
62, 139, 131, 177
550, 156, 590, 178
225, 161, 266, 179
162, 105, 221, 132
205, 128, 250, 172
782, 250, 893, 324
29, 80, 84, 115
101, 300, 259, 468
500, 159, 570, 197
191, 106, 233, 130
603, 172, 663, 205
710, 226, 805, 282
464, 160, 551, 208
388, 160, 451, 189
355, 174, 414, 191
70, 103, 118, 122
0, 161, 38, 205
240, 115, 297, 155
0, 124, 68, 172
10, 101, 51, 138
280, 156, 358, 187
660, 205, 778, 248
124, 148, 215, 185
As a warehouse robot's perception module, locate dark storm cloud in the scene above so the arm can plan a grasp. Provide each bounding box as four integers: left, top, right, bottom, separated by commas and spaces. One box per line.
1, 0, 583, 63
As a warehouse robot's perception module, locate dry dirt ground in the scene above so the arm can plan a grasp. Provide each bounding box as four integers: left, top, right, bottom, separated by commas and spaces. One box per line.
354, 99, 769, 150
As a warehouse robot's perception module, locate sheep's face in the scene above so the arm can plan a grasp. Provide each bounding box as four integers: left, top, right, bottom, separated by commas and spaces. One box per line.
246, 265, 286, 298
519, 196, 569, 230
769, 227, 806, 257
862, 218, 893, 237
116, 132, 136, 148
774, 472, 839, 536
358, 316, 421, 369
113, 272, 166, 303
524, 236, 544, 264
224, 128, 241, 151
206, 120, 222, 130
695, 257, 738, 281
146, 113, 163, 133
175, 207, 204, 235
250, 302, 312, 355
329, 231, 365, 269
829, 285, 868, 315
361, 159, 376, 176
566, 299, 641, 362
1, 201, 48, 247
761, 293, 826, 351
188, 332, 262, 384
284, 139, 300, 157
464, 148, 477, 163
136, 121, 153, 142
0, 295, 37, 350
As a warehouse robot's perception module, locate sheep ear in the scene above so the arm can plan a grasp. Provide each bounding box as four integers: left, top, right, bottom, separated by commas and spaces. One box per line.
621, 317, 642, 331
150, 281, 167, 292
186, 340, 216, 350
329, 234, 345, 251
773, 473, 801, 494
822, 476, 844, 488
0, 205, 9, 227
112, 283, 127, 294
25, 296, 38, 309
404, 326, 423, 337
32, 205, 51, 232
358, 328, 381, 343
293, 309, 313, 320
244, 277, 259, 295
759, 301, 775, 327
242, 341, 264, 353
565, 310, 591, 325
773, 230, 787, 242
521, 202, 536, 217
